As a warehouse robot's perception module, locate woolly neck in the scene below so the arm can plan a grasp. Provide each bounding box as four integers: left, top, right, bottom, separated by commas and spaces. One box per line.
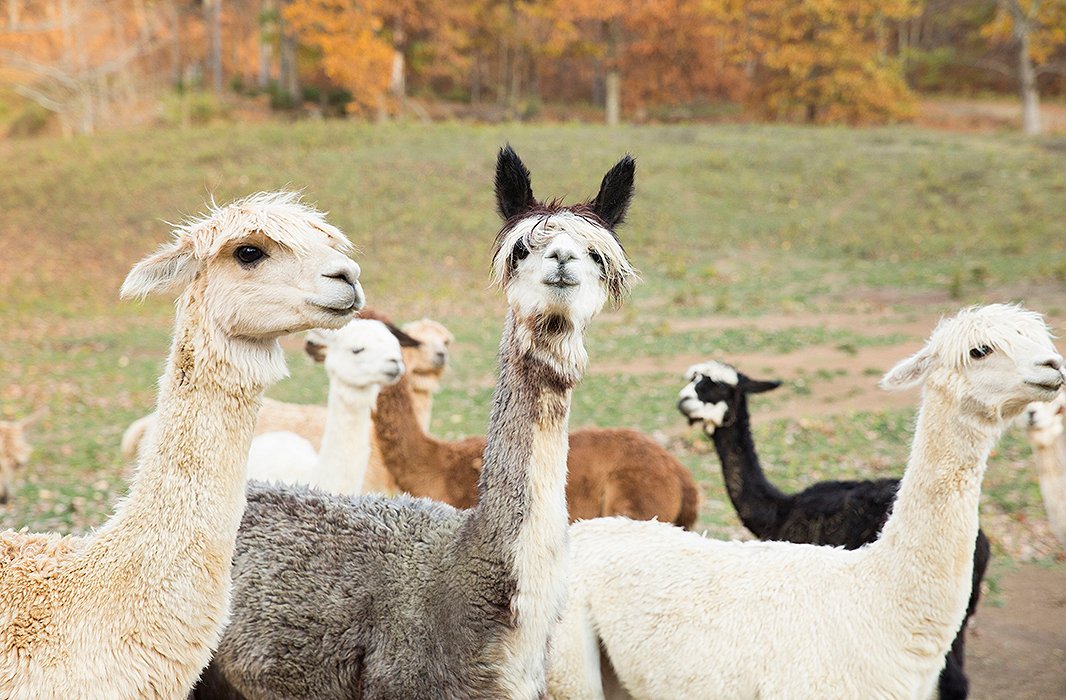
313, 381, 377, 495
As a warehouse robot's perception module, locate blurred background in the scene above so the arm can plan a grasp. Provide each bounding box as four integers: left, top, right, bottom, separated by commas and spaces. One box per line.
1, 2, 1065, 697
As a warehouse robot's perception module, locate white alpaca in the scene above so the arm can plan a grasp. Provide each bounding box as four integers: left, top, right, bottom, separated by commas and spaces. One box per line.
0, 408, 43, 505
1019, 389, 1066, 551
246, 318, 404, 495
0, 192, 361, 700
548, 304, 1064, 700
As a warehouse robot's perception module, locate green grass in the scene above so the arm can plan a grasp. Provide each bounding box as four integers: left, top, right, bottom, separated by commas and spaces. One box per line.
1, 122, 1063, 563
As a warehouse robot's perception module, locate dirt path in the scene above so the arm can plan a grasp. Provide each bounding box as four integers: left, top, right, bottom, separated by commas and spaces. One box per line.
969, 564, 1066, 699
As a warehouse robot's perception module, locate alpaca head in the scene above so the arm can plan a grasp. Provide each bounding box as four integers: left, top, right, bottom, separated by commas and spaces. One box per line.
677, 361, 781, 436
490, 145, 638, 334
400, 318, 455, 394
0, 410, 41, 505
881, 304, 1064, 423
305, 319, 405, 394
1018, 390, 1066, 448
121, 192, 363, 344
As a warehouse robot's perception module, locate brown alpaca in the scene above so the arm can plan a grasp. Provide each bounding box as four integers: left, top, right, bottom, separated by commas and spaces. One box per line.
374, 369, 700, 527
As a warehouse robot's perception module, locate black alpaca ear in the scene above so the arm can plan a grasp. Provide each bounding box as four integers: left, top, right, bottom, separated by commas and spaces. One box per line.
592, 155, 635, 229
385, 322, 422, 348
495, 145, 535, 220
742, 378, 782, 395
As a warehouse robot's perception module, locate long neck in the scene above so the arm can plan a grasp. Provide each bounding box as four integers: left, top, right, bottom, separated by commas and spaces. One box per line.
1033, 435, 1066, 546
870, 386, 1000, 648
313, 381, 376, 495
710, 397, 791, 537
94, 284, 281, 584
373, 375, 440, 491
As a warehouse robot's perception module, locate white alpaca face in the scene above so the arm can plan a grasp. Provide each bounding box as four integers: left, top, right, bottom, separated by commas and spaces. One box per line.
882, 304, 1064, 420
122, 192, 363, 340
401, 319, 454, 375
504, 220, 611, 328
1019, 391, 1066, 445
311, 320, 404, 390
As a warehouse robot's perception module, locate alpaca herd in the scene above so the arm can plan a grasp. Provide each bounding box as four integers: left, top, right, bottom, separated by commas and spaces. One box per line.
1, 148, 1064, 700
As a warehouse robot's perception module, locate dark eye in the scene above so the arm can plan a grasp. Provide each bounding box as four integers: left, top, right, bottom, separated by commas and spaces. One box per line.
235, 246, 265, 265
589, 249, 604, 266
351, 348, 365, 355
969, 345, 993, 359
511, 240, 529, 262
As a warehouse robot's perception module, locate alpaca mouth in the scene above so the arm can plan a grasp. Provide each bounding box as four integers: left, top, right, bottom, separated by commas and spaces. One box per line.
543, 274, 579, 288
1027, 380, 1064, 393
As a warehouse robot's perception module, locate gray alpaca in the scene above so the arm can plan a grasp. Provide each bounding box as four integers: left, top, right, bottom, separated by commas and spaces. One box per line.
192, 146, 638, 700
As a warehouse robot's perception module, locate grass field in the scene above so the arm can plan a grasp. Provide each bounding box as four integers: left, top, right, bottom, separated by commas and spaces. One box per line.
1, 122, 1065, 574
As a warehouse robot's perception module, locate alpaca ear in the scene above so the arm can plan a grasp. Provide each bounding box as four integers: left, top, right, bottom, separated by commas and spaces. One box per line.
120, 239, 196, 299
592, 155, 635, 229
495, 145, 535, 220
385, 322, 422, 348
880, 350, 936, 391
742, 378, 781, 395
305, 330, 333, 363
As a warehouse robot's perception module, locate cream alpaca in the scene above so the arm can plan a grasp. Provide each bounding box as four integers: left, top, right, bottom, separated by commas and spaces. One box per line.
0, 192, 361, 700
246, 318, 404, 495
548, 304, 1063, 700
1019, 389, 1066, 551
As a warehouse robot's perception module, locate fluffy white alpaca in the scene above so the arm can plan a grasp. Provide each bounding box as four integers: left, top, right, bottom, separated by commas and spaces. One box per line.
0, 192, 361, 700
246, 319, 404, 495
548, 304, 1064, 700
1019, 389, 1066, 551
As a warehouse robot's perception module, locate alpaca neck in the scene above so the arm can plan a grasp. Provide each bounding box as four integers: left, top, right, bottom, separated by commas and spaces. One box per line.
410, 386, 434, 432
870, 386, 1000, 651
313, 380, 376, 495
1032, 435, 1066, 547
373, 376, 439, 491
460, 308, 582, 696
710, 398, 791, 538
95, 284, 283, 585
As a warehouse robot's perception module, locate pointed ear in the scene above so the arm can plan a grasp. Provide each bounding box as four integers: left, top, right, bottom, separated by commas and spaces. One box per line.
305, 330, 333, 363
591, 155, 635, 229
495, 145, 535, 220
120, 239, 196, 300
741, 378, 781, 395
385, 322, 422, 348
881, 350, 936, 391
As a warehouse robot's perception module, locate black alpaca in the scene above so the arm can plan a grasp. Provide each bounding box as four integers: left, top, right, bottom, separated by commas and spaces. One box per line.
677, 361, 991, 700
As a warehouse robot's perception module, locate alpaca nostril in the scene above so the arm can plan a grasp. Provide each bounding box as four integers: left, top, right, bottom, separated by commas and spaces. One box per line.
545, 247, 577, 265
1040, 356, 1064, 371
323, 260, 360, 287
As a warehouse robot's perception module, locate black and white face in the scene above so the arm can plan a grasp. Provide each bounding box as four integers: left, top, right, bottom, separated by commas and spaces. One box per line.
678, 361, 781, 435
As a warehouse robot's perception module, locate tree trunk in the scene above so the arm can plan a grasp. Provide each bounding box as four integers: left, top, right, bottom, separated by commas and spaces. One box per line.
205, 0, 223, 94
258, 0, 274, 89
389, 16, 406, 106
605, 17, 622, 126
279, 3, 299, 98
1017, 29, 1042, 135
471, 52, 482, 104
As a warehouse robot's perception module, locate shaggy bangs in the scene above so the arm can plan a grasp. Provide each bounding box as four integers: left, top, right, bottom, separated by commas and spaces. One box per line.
930, 303, 1055, 369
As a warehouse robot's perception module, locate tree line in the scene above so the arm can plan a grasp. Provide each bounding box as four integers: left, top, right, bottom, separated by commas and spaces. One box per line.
1, 0, 1064, 136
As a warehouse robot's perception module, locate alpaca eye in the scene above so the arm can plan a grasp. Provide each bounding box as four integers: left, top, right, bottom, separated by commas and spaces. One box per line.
969, 345, 993, 359
588, 249, 604, 267
235, 246, 265, 265
511, 240, 529, 262
351, 348, 365, 355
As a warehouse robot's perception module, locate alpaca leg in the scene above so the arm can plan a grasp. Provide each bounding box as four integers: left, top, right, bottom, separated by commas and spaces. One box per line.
549, 600, 606, 700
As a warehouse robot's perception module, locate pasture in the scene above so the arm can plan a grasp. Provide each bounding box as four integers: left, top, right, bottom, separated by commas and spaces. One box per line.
1, 123, 1065, 696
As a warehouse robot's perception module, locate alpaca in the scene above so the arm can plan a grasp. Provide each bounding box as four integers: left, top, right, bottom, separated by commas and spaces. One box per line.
548, 304, 1064, 700
191, 146, 639, 699
245, 318, 405, 496
402, 317, 455, 431
0, 408, 43, 505
371, 370, 699, 526
677, 360, 990, 699
0, 192, 361, 700
118, 318, 453, 488
1019, 389, 1066, 551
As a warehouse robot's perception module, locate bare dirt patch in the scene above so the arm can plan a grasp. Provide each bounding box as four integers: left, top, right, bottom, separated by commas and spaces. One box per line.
969, 564, 1066, 699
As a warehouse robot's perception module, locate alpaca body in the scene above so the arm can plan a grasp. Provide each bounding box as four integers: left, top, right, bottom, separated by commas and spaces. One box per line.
0, 410, 41, 504
0, 192, 361, 699
193, 148, 639, 699
244, 319, 403, 496
678, 360, 989, 698
549, 305, 1063, 700
374, 376, 698, 527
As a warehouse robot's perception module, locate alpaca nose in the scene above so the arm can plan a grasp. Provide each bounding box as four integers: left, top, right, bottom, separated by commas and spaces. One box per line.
545, 245, 577, 266
435, 351, 447, 365
1038, 355, 1063, 372
323, 259, 361, 287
